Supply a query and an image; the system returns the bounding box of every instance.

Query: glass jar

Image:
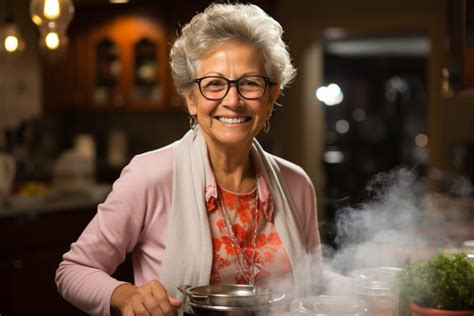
[462,240,474,264]
[350,267,401,316]
[290,295,368,316]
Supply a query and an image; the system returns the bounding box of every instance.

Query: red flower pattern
[207,197,217,212]
[216,218,225,231]
[212,237,222,252]
[256,234,267,248]
[233,223,246,244]
[208,186,290,285]
[267,232,282,246]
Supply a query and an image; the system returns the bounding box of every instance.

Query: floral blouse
[207,185,291,285]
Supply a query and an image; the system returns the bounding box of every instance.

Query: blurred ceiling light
[353,108,366,122]
[44,0,61,19]
[323,150,344,164]
[316,83,344,106]
[1,23,25,53]
[1,1,25,54]
[30,0,74,51]
[45,31,60,50]
[387,76,408,93]
[385,76,408,102]
[4,35,18,52]
[415,133,428,147]
[109,0,129,3]
[335,119,350,134]
[39,31,68,60]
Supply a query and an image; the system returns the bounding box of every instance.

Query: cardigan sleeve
[55,157,155,315]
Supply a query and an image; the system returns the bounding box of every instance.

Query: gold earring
[263,119,270,134]
[189,115,197,130]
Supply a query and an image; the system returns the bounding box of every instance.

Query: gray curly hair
[170,3,296,94]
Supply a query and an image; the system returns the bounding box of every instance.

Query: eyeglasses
[193,75,272,100]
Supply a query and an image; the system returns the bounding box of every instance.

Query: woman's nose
[222,84,242,107]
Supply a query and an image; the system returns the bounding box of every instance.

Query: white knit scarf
[158,127,312,304]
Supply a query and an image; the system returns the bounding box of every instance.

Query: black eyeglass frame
[193,75,274,100]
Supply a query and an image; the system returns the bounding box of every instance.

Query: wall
[0,0,41,131]
[1,0,473,188]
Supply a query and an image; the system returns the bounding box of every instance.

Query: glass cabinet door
[94,38,120,105]
[132,38,161,102]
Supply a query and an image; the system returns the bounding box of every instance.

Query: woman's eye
[205,80,226,88]
[240,80,259,87]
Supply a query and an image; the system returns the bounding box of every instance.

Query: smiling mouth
[215,116,251,124]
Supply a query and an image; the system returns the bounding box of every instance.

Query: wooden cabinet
[41,1,277,112]
[462,0,474,87]
[85,14,170,111]
[0,207,133,315]
[42,5,177,112]
[448,0,474,89]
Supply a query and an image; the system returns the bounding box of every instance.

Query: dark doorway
[320,34,429,247]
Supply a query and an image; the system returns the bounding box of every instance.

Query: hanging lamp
[30,0,74,51]
[0,0,25,54]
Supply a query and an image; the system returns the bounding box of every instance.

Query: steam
[322,167,473,275]
[276,167,473,303]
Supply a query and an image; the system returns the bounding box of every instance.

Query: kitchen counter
[0,183,112,218]
[0,182,132,315]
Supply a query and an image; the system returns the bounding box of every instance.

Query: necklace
[216,187,260,285]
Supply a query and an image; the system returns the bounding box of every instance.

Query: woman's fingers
[147,280,180,315]
[112,280,182,316]
[141,292,164,315]
[168,294,183,308]
[122,300,149,316]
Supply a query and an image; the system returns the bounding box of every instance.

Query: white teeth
[218,117,248,124]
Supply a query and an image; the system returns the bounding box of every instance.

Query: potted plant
[396,252,474,315]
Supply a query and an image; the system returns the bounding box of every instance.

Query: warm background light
[0,23,25,54]
[44,0,61,20]
[316,83,344,106]
[31,15,42,25]
[30,0,75,53]
[4,35,19,52]
[335,119,350,134]
[415,133,429,147]
[45,32,60,50]
[323,150,345,164]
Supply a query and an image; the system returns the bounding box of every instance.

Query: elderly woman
[56,3,330,316]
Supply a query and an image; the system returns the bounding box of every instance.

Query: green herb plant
[396,252,474,312]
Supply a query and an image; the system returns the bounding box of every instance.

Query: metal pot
[178,284,283,315]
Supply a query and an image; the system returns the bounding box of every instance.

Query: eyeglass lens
[198,76,267,100]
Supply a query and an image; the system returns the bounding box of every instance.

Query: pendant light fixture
[30,0,74,51]
[0,0,25,54]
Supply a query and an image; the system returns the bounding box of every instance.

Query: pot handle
[189,294,210,305]
[269,293,286,304]
[177,285,192,296]
[177,285,211,305]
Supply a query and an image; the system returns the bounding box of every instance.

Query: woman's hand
[111,280,182,316]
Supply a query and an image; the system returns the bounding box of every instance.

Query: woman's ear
[184,90,197,116]
[270,84,281,105]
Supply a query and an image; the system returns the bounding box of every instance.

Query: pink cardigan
[55,143,320,315]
